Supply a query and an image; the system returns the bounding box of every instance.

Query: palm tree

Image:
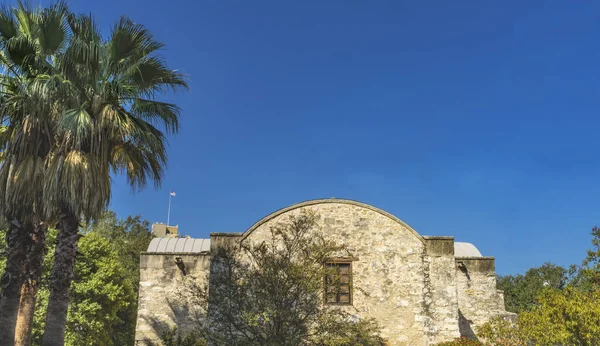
[39,14,187,346]
[0,2,68,345]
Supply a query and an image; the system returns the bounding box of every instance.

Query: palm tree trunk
[0,221,29,346]
[15,221,47,346]
[41,211,80,346]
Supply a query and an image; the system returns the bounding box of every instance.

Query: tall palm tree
[0,2,68,345]
[39,14,187,346]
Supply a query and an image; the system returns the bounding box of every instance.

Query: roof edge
[242,198,424,243]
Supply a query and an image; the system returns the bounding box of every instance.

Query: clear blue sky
[63,0,600,275]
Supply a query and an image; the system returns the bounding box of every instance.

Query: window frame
[324,258,355,306]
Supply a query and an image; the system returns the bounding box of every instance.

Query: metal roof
[146,238,210,253]
[454,242,482,257]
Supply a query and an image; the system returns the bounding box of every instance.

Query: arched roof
[242,198,424,243]
[147,237,210,253]
[454,242,482,257]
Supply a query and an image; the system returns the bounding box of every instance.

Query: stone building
[135,199,512,345]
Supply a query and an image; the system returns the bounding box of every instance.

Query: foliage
[479,227,600,346]
[161,327,206,346]
[65,232,135,345]
[516,286,600,346]
[197,210,386,346]
[476,317,526,346]
[435,337,484,346]
[0,212,151,346]
[496,262,567,313]
[312,315,387,346]
[0,1,188,222]
[81,211,153,345]
[569,226,600,291]
[0,1,185,343]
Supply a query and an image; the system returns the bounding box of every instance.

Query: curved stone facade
[135,199,510,346]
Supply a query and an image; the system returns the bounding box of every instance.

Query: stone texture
[135,253,210,345]
[243,202,459,345]
[455,257,506,338]
[135,199,509,346]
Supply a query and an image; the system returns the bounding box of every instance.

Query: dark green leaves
[109,16,164,65]
[0,6,17,40]
[131,99,180,133]
[37,1,69,55]
[128,56,187,92]
[5,35,37,68]
[58,107,93,147]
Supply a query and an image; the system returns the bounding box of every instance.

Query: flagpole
[167,192,172,226]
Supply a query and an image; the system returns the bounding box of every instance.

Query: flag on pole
[170,191,176,196]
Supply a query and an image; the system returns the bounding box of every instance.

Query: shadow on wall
[458,309,477,340]
[136,279,207,345]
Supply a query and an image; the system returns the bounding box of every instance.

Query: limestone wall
[135,253,210,345]
[242,200,459,346]
[134,199,508,346]
[423,237,461,344]
[455,257,505,338]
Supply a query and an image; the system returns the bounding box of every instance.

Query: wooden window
[325,262,352,305]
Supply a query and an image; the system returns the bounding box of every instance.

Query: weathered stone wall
[423,237,461,344]
[242,200,458,346]
[135,253,210,345]
[135,199,509,346]
[455,257,505,338]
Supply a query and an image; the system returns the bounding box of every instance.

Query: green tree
[0,1,185,343]
[0,2,68,343]
[516,287,600,346]
[496,262,567,313]
[569,226,600,291]
[82,211,153,345]
[40,12,187,345]
[196,211,386,346]
[476,317,527,346]
[65,232,136,345]
[1,212,151,346]
[479,228,600,346]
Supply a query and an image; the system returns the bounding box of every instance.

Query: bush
[477,317,526,346]
[160,327,206,346]
[435,337,484,346]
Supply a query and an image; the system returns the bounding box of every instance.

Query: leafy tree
[0,1,186,343]
[1,212,152,346]
[511,287,600,346]
[496,262,567,313]
[0,2,65,343]
[161,328,206,346]
[435,337,484,346]
[192,211,386,346]
[479,228,600,346]
[82,211,153,345]
[40,11,187,345]
[476,317,526,346]
[569,226,600,291]
[65,232,136,345]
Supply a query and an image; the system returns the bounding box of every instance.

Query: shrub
[435,337,484,346]
[160,327,206,346]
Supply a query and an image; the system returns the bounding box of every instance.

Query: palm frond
[109,16,164,66]
[130,98,180,133]
[13,1,38,39]
[5,35,38,68]
[58,106,93,148]
[66,12,100,44]
[0,5,17,40]
[37,1,69,55]
[126,56,188,93]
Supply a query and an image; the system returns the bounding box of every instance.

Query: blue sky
[59,0,600,274]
